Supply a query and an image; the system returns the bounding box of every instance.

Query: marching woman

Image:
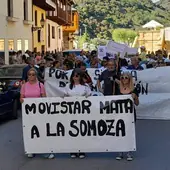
[20,68,55,159]
[116,72,139,161]
[64,68,92,159]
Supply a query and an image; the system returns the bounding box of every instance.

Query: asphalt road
[0,113,170,170]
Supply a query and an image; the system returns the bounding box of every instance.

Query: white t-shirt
[65,83,92,97]
[141,64,146,69]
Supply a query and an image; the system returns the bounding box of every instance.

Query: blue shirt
[22,65,32,81]
[127,65,144,70]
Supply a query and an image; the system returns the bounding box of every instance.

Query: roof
[142,20,164,28]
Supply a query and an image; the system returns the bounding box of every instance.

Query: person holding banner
[64,68,92,159]
[116,72,139,161]
[80,62,93,88]
[100,56,109,72]
[97,60,118,96]
[20,68,55,159]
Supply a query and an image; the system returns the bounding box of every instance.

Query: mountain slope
[75,0,170,39]
[159,0,170,10]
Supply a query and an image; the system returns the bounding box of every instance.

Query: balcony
[63,10,79,32]
[47,8,67,25]
[58,7,66,24]
[46,0,73,25]
[33,0,56,11]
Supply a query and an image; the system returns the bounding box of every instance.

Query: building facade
[63,8,79,50]
[46,0,74,52]
[46,19,63,52]
[0,0,33,64]
[134,30,165,52]
[32,0,56,53]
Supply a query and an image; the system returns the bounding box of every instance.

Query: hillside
[75,0,170,39]
[159,0,170,10]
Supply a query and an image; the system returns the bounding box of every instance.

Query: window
[41,13,44,20]
[17,40,22,51]
[0,39,5,65]
[0,39,4,51]
[8,40,14,50]
[52,26,55,39]
[38,30,41,43]
[7,0,13,17]
[24,0,28,20]
[35,10,37,26]
[59,28,61,39]
[34,48,37,53]
[48,24,51,47]
[24,40,28,51]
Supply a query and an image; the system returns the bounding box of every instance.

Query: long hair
[120,72,134,92]
[69,69,85,90]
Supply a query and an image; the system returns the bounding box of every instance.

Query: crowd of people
[16,46,170,161]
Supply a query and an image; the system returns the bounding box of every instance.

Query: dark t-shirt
[127,65,144,70]
[22,65,32,81]
[117,88,139,122]
[99,69,118,96]
[22,65,42,82]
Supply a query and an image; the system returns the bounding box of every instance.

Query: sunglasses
[28,73,36,77]
[120,76,129,80]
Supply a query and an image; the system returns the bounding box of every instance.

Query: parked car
[62,49,82,57]
[0,64,26,119]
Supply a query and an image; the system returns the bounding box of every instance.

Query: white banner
[127,47,138,55]
[44,68,104,97]
[22,96,136,154]
[106,41,127,59]
[45,67,170,120]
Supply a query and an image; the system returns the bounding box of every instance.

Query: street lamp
[40,17,45,28]
[32,16,45,32]
[83,24,87,34]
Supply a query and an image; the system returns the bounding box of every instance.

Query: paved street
[0,113,170,170]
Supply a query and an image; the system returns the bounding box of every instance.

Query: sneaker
[70,153,77,158]
[79,153,85,159]
[116,153,123,160]
[27,154,34,158]
[127,153,133,161]
[47,154,55,159]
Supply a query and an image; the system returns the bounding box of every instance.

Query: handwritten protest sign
[97,46,107,60]
[45,67,170,120]
[106,41,127,59]
[22,95,136,154]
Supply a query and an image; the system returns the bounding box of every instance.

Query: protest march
[1,1,170,169]
[17,40,170,161]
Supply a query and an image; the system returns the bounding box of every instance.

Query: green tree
[75,0,170,39]
[112,29,137,44]
[78,32,90,48]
